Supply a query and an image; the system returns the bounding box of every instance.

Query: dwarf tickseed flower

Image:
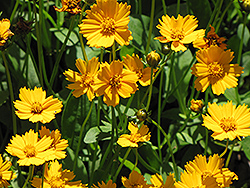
[150,173,175,188]
[54,0,82,14]
[0,18,14,47]
[122,170,150,188]
[92,179,117,188]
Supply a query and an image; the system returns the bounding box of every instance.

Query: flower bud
[190,99,204,113]
[136,109,148,121]
[161,44,171,55]
[146,51,161,68]
[238,0,250,12]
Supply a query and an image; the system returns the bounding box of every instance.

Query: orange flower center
[23,145,36,157]
[220,117,237,132]
[31,102,43,114]
[130,133,142,143]
[201,171,212,181]
[80,74,94,87]
[136,69,143,79]
[109,75,121,88]
[67,0,79,8]
[49,176,65,188]
[171,29,184,41]
[101,17,115,36]
[208,62,224,79]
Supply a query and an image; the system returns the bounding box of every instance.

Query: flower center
[201,171,212,181]
[136,69,143,79]
[31,102,43,114]
[49,176,65,188]
[101,17,115,36]
[171,29,184,41]
[67,0,79,8]
[80,74,94,87]
[220,117,237,132]
[208,62,224,79]
[109,75,121,88]
[23,145,36,157]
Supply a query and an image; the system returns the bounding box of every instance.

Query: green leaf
[241,137,250,161]
[120,45,135,58]
[237,23,250,47]
[224,88,238,104]
[50,27,78,46]
[84,125,112,144]
[0,90,9,106]
[239,51,250,87]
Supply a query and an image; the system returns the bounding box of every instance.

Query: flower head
[190,99,204,113]
[54,0,82,14]
[92,180,116,188]
[122,170,150,188]
[14,87,63,124]
[123,54,154,86]
[31,160,85,188]
[117,122,151,147]
[155,14,205,52]
[0,154,16,188]
[39,126,68,160]
[6,129,54,166]
[0,18,14,47]
[202,101,250,141]
[79,0,133,48]
[191,46,244,95]
[64,57,100,101]
[193,25,227,49]
[93,60,138,107]
[150,173,175,188]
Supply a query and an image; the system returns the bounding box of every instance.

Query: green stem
[225,140,237,168]
[176,0,180,16]
[220,139,229,158]
[79,3,88,62]
[145,0,155,55]
[73,101,94,172]
[204,89,209,156]
[212,0,224,27]
[41,162,46,188]
[205,0,220,31]
[2,51,17,135]
[10,0,20,23]
[35,122,39,132]
[215,1,233,32]
[22,165,34,188]
[112,42,116,61]
[237,13,247,66]
[146,68,154,111]
[162,0,167,15]
[133,148,138,171]
[138,0,142,15]
[113,147,132,182]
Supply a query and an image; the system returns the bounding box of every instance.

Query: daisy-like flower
[54,0,82,14]
[175,171,219,188]
[6,129,54,166]
[154,14,205,52]
[39,126,68,160]
[0,154,16,188]
[184,154,238,187]
[122,170,150,188]
[92,179,116,188]
[31,160,86,188]
[13,86,63,124]
[117,122,151,147]
[191,46,244,95]
[64,57,100,101]
[93,60,138,107]
[202,101,250,141]
[79,0,133,48]
[193,25,227,50]
[0,18,14,46]
[150,173,175,188]
[123,54,154,86]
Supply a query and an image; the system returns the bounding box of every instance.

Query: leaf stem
[145,0,155,55]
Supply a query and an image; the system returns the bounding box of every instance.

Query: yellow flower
[190,99,204,113]
[39,126,68,160]
[150,173,175,188]
[14,86,63,124]
[122,170,150,188]
[184,154,238,187]
[31,160,85,188]
[191,46,244,95]
[117,122,151,147]
[202,101,250,141]
[174,171,219,188]
[0,154,16,188]
[64,57,100,101]
[92,180,116,188]
[93,60,138,107]
[79,0,133,48]
[193,25,227,49]
[123,54,153,86]
[6,129,54,166]
[0,18,14,46]
[155,14,205,52]
[54,0,82,14]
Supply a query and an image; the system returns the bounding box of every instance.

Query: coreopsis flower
[184,154,238,187]
[123,54,154,86]
[92,180,116,188]
[0,18,14,46]
[150,173,175,188]
[31,160,85,188]
[117,122,151,147]
[122,170,150,188]
[202,101,250,141]
[6,129,54,166]
[0,154,16,188]
[13,86,63,124]
[154,14,205,52]
[190,99,204,113]
[193,25,227,50]
[79,0,133,48]
[54,0,82,14]
[175,171,219,188]
[191,46,244,95]
[39,126,68,160]
[64,57,100,101]
[93,60,138,107]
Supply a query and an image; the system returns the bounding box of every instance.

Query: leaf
[241,137,250,161]
[120,45,135,58]
[50,27,79,46]
[237,23,250,47]
[84,125,112,144]
[239,51,250,87]
[0,90,9,106]
[224,88,238,104]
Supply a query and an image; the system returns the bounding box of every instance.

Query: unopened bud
[162,44,171,55]
[190,99,204,113]
[136,109,148,121]
[146,51,161,68]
